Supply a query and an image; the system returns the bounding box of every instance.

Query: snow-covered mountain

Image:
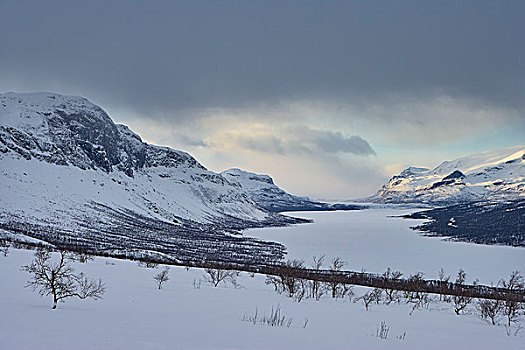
[0,92,300,264]
[370,146,524,204]
[221,168,363,212]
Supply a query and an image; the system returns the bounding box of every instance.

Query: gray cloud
[209,126,375,156]
[235,135,284,155]
[293,127,376,155]
[1,0,522,198]
[1,0,524,119]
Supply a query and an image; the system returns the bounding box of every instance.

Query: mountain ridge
[369,146,524,205]
[221,168,364,212]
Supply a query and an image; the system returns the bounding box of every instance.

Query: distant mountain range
[369,146,524,205]
[221,168,363,212]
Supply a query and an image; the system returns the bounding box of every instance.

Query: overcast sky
[1,0,524,199]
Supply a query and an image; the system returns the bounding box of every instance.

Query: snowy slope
[0,92,300,264]
[221,168,363,212]
[369,146,524,204]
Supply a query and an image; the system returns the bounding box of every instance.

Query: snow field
[1,246,523,350]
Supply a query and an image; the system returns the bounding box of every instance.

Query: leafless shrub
[437,268,451,302]
[478,298,503,325]
[72,252,94,263]
[325,257,351,299]
[242,305,293,327]
[308,255,326,300]
[500,271,524,327]
[403,272,426,303]
[371,288,383,304]
[204,268,240,288]
[453,269,472,315]
[193,278,202,289]
[376,321,390,339]
[409,293,432,315]
[358,290,379,311]
[266,259,306,301]
[382,267,403,304]
[303,317,309,328]
[137,261,158,268]
[21,249,105,309]
[153,267,170,289]
[505,323,522,337]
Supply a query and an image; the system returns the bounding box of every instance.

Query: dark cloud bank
[1,0,524,118]
[226,127,376,156]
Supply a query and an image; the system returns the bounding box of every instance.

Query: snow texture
[369,146,524,204]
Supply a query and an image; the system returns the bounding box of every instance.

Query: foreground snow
[1,210,523,349]
[1,252,523,349]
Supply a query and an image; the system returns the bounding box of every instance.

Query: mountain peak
[0,92,204,177]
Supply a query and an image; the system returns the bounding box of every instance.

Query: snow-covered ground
[1,209,524,349]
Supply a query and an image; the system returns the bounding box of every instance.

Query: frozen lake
[246,208,525,285]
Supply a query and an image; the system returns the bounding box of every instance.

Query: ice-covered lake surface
[246,208,525,285]
[1,208,524,349]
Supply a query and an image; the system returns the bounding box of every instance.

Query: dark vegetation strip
[404,200,525,247]
[6,240,524,303]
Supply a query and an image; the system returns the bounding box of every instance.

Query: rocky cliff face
[0,92,203,176]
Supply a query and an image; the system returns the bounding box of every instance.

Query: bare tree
[204,268,240,288]
[500,270,525,327]
[371,288,383,304]
[21,249,105,309]
[308,255,325,300]
[266,259,306,301]
[382,267,403,304]
[453,269,472,315]
[153,267,170,289]
[358,290,375,310]
[409,293,432,315]
[438,268,451,302]
[478,298,502,325]
[326,257,348,299]
[403,272,426,303]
